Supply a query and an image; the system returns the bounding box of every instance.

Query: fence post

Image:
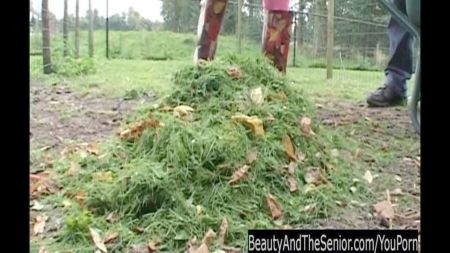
[106,0,109,59]
[237,0,243,53]
[326,0,335,80]
[297,0,302,55]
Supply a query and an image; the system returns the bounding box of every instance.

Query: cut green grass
[31,55,373,252]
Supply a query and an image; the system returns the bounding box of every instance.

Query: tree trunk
[75,0,80,58]
[312,0,326,56]
[63,0,69,56]
[88,0,94,57]
[42,0,52,74]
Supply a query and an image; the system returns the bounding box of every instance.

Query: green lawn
[30,31,420,253]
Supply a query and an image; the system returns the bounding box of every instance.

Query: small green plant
[53,57,97,77]
[63,208,92,242]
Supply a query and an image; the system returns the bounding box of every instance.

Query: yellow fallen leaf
[218,217,229,246]
[390,188,403,196]
[173,105,194,118]
[228,165,250,185]
[38,246,48,253]
[231,114,264,137]
[85,143,100,155]
[250,87,263,105]
[246,148,258,164]
[299,117,315,138]
[303,203,317,213]
[282,135,296,161]
[304,184,316,194]
[266,194,282,220]
[89,227,107,253]
[363,170,373,184]
[93,171,113,182]
[65,162,78,176]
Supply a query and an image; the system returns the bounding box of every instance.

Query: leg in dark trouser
[367,0,414,107]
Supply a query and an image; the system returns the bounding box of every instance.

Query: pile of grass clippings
[52,55,363,253]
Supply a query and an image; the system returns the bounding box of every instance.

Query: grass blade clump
[61,54,363,252]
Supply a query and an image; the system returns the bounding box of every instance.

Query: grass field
[30,31,420,253]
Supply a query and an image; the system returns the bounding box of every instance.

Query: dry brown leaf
[246,148,258,164]
[391,188,404,196]
[226,66,242,79]
[304,167,324,185]
[250,87,263,105]
[287,177,298,192]
[221,246,241,253]
[304,184,316,194]
[30,175,59,199]
[296,152,305,163]
[415,156,420,167]
[299,117,315,138]
[373,200,395,219]
[119,115,162,140]
[93,171,113,182]
[266,194,282,220]
[127,243,150,253]
[196,205,203,214]
[228,165,250,185]
[202,228,216,246]
[282,135,296,161]
[267,92,288,101]
[104,232,119,244]
[265,113,275,123]
[65,191,86,205]
[65,162,78,176]
[74,192,86,204]
[89,227,107,253]
[38,246,48,253]
[287,162,297,175]
[303,204,317,213]
[218,217,229,246]
[231,114,264,137]
[33,214,47,235]
[132,227,145,234]
[363,170,373,184]
[330,149,339,157]
[106,212,119,223]
[148,240,160,253]
[159,104,172,112]
[173,105,194,118]
[85,143,100,155]
[189,243,209,253]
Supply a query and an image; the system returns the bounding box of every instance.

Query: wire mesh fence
[30,0,419,85]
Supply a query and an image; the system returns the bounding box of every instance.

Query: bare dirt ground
[303,100,420,230]
[30,83,420,231]
[30,81,157,151]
